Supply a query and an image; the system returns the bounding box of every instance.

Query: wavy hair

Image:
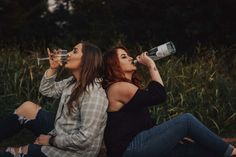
[67,41,103,114]
[102,46,141,90]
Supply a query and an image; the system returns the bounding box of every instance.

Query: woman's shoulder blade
[107,82,139,111]
[108,82,137,93]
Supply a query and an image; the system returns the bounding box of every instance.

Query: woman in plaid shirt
[0,42,108,157]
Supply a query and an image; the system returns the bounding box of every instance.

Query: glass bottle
[133,41,176,64]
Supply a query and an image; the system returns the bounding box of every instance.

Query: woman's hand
[34,134,51,146]
[47,48,62,70]
[136,52,164,85]
[136,52,155,69]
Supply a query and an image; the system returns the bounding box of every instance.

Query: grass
[139,45,236,136]
[0,45,235,148]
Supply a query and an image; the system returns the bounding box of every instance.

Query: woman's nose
[68,51,72,56]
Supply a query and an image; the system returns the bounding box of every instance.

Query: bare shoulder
[107,82,138,112]
[107,82,138,96]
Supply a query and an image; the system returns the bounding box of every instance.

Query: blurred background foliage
[0,0,235,145]
[0,0,236,53]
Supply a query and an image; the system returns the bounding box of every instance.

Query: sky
[48,0,72,12]
[48,0,57,12]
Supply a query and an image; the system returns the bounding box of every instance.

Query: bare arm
[107,82,138,112]
[107,81,166,112]
[136,52,164,86]
[46,68,57,78]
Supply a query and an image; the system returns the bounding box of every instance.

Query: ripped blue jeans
[0,109,55,157]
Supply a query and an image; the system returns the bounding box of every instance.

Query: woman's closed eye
[73,48,78,54]
[121,54,128,59]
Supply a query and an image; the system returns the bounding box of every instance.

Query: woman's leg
[24,144,47,157]
[0,144,47,157]
[165,142,220,157]
[0,101,41,141]
[0,101,55,157]
[0,151,12,157]
[23,107,55,137]
[123,113,234,157]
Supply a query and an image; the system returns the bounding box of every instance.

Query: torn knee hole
[13,111,31,125]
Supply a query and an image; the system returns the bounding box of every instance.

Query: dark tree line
[0,0,236,53]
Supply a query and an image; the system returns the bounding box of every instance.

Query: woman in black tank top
[102,45,235,157]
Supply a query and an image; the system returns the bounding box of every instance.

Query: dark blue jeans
[0,109,55,157]
[123,113,234,157]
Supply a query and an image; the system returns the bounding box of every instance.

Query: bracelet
[49,135,56,146]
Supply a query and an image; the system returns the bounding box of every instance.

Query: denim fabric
[0,109,54,157]
[25,109,55,137]
[123,113,233,157]
[165,143,220,157]
[0,113,22,141]
[27,144,47,157]
[0,144,47,157]
[0,151,13,157]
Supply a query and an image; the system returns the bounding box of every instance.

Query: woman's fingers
[47,48,55,61]
[141,52,145,58]
[136,51,154,67]
[34,138,39,144]
[136,55,140,62]
[137,52,148,62]
[47,48,50,56]
[141,51,148,58]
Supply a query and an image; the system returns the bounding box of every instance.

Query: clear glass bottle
[133,41,176,64]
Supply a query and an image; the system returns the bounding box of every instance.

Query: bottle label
[139,41,176,62]
[156,44,171,59]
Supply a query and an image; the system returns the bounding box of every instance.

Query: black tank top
[104,81,166,157]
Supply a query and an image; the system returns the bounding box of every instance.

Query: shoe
[5,147,25,157]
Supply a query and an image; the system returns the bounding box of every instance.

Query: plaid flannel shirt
[39,71,108,157]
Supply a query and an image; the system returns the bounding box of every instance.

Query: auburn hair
[102,46,141,90]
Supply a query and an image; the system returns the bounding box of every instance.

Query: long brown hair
[102,46,141,90]
[67,41,103,114]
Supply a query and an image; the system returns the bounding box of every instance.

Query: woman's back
[104,93,155,157]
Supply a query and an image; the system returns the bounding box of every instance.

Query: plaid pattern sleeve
[41,79,108,157]
[52,82,108,151]
[39,70,73,99]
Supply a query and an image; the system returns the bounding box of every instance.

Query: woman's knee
[27,144,46,157]
[15,101,41,120]
[181,113,198,124]
[183,113,194,118]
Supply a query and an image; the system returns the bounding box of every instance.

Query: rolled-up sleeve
[52,85,108,150]
[39,70,73,98]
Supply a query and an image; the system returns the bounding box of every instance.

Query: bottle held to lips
[133,41,176,64]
